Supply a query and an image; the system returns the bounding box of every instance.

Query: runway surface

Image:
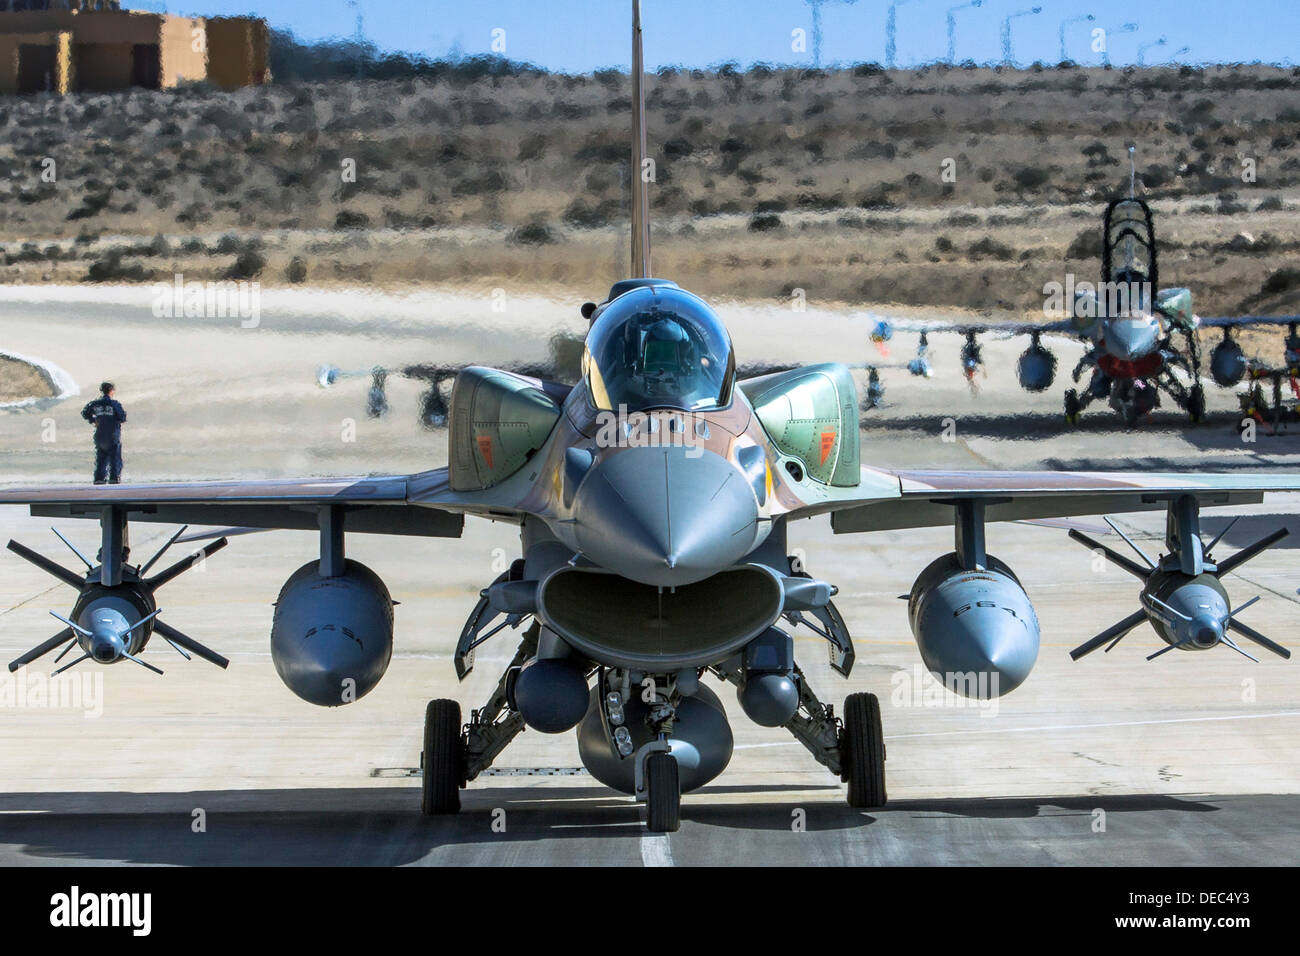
[3,789,1297,866]
[1,286,1298,866]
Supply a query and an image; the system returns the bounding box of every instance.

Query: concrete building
[0,3,268,94]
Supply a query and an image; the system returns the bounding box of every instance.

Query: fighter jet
[315,331,587,428]
[881,153,1300,426]
[2,4,1298,833]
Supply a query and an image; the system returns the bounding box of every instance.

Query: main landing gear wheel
[1064,388,1081,425]
[645,751,681,833]
[1188,383,1206,424]
[841,692,886,809]
[422,699,465,816]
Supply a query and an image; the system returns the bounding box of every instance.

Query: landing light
[606,691,625,726]
[613,726,635,757]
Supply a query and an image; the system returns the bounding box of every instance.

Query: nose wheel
[421,698,466,815]
[840,692,887,809]
[644,751,680,833]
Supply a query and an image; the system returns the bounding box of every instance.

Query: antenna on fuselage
[630,0,651,279]
[1128,144,1137,200]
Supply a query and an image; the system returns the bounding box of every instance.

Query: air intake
[538,565,783,671]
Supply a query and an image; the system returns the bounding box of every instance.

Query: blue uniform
[81,396,126,483]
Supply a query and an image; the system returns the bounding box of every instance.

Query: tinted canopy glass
[583,286,735,413]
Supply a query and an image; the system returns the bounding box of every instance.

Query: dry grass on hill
[0,61,1298,319]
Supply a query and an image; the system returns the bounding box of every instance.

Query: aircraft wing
[793,468,1300,532]
[0,470,466,537]
[1197,314,1300,329]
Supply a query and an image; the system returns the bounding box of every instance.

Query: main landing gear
[421,699,464,814]
[840,692,887,808]
[422,632,887,823]
[771,664,887,810]
[421,628,535,817]
[1064,388,1082,425]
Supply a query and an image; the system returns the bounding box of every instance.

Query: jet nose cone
[572,446,760,586]
[1106,318,1158,361]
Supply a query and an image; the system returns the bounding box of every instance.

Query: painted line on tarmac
[734,710,1300,749]
[640,833,674,867]
[887,710,1300,739]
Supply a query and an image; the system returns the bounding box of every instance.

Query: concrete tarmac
[1,286,1298,866]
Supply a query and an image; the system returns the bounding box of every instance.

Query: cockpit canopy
[583,286,735,413]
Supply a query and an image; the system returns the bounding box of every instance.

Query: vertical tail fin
[630,0,651,278]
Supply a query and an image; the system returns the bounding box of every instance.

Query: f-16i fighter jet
[885,153,1300,427]
[3,5,1300,833]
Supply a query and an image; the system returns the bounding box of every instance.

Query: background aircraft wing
[862,318,1078,339]
[0,470,466,537]
[929,319,1078,336]
[1197,314,1300,329]
[793,468,1300,532]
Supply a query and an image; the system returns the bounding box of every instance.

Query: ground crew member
[81,381,126,484]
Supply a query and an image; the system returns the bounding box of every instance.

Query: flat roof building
[0,3,268,94]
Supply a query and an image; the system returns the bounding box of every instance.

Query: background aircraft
[315,330,863,428]
[877,163,1300,427]
[2,3,1298,835]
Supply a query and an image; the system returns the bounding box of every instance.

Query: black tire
[1188,383,1206,424]
[645,752,680,833]
[421,699,464,815]
[841,692,886,809]
[1064,388,1080,425]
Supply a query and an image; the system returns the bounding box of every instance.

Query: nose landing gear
[633,690,682,833]
[643,751,680,833]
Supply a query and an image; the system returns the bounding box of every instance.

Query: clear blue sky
[167,0,1296,71]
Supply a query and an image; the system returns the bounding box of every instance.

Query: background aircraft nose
[573,445,760,587]
[1105,318,1159,360]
